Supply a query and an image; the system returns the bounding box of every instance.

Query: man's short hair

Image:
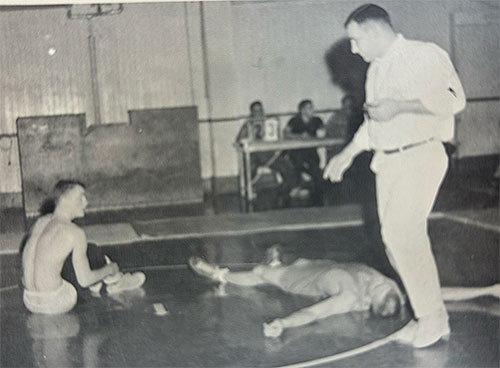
[341,94,356,106]
[372,290,401,318]
[298,99,312,111]
[344,3,392,28]
[249,100,262,112]
[53,180,85,203]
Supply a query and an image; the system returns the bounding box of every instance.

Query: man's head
[53,180,88,219]
[298,99,314,120]
[370,283,402,318]
[344,4,394,62]
[341,95,356,111]
[249,101,264,119]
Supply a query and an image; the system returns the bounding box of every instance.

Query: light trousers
[372,141,448,318]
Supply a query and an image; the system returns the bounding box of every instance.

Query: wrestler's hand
[364,99,400,122]
[263,319,284,338]
[323,151,353,183]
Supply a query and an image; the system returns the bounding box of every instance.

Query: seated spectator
[326,95,357,140]
[236,101,298,203]
[284,99,326,205]
[325,95,364,160]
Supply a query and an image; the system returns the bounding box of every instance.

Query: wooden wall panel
[17,107,202,217]
[17,114,85,216]
[0,8,92,133]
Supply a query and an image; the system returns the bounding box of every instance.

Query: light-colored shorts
[23,280,77,314]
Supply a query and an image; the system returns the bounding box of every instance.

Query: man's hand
[323,151,354,183]
[364,99,401,122]
[263,319,284,338]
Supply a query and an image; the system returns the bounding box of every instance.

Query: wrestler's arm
[70,228,118,287]
[263,291,361,337]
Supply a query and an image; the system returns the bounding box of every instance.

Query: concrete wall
[0,0,498,205]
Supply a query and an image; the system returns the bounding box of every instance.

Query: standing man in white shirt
[323,4,466,348]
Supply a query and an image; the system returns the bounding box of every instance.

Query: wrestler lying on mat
[188,247,499,340]
[22,180,145,314]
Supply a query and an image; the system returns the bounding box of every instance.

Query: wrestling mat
[1,266,413,368]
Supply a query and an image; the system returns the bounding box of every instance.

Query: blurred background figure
[236,101,297,205]
[284,100,326,205]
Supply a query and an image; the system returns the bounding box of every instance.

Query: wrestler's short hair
[371,289,401,318]
[298,99,312,111]
[53,180,86,203]
[344,4,392,28]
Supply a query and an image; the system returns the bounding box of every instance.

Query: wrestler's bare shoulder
[30,216,86,254]
[30,214,53,235]
[46,218,85,242]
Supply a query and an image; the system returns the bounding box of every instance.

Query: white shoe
[298,188,310,198]
[275,172,283,184]
[301,172,312,182]
[289,187,302,198]
[265,245,282,268]
[413,311,450,348]
[89,282,103,296]
[107,272,146,295]
[103,255,122,284]
[394,320,418,345]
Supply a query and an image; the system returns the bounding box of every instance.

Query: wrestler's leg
[188,256,290,287]
[442,284,500,301]
[62,243,144,294]
[188,256,264,285]
[225,271,267,286]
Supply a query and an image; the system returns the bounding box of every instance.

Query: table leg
[244,150,254,213]
[237,150,247,212]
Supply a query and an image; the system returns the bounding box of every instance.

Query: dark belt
[383,138,435,154]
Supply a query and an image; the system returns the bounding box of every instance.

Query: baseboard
[0,192,22,210]
[450,154,499,177]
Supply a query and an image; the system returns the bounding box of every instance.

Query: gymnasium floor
[0,170,498,367]
[1,208,499,367]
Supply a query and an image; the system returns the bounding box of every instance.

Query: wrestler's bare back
[22,215,82,293]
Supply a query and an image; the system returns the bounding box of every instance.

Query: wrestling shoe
[412,310,450,348]
[103,255,122,285]
[188,256,229,283]
[89,282,103,296]
[265,244,282,268]
[106,272,146,295]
